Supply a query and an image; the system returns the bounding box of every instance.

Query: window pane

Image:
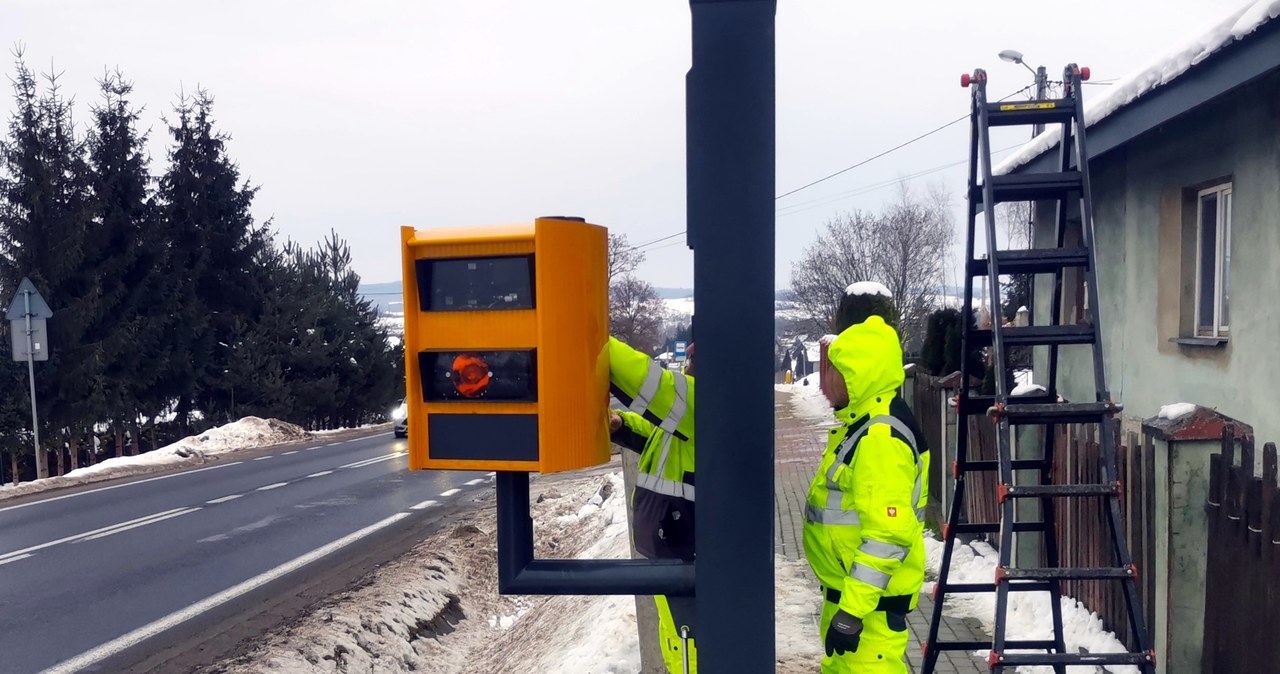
[1221,191,1231,328]
[1198,193,1218,331]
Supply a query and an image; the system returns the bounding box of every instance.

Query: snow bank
[995,0,1280,175]
[1158,402,1198,421]
[924,537,1139,674]
[776,373,837,428]
[0,417,308,501]
[214,467,638,674]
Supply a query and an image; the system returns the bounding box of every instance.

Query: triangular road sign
[6,277,53,320]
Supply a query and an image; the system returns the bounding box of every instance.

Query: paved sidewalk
[775,388,989,674]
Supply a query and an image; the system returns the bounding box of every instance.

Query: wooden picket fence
[1201,431,1280,674]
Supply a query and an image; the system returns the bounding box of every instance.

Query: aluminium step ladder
[921,64,1156,673]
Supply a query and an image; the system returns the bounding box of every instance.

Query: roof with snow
[997,0,1280,176]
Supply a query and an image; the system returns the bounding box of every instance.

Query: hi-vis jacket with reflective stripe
[608,337,696,561]
[802,316,930,619]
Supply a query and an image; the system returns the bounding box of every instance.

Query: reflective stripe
[806,503,861,526]
[655,433,674,478]
[659,372,689,434]
[822,414,926,523]
[912,452,926,522]
[636,472,696,502]
[629,363,664,415]
[851,563,891,589]
[859,538,909,562]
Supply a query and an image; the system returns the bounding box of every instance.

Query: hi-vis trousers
[656,595,697,673]
[818,590,910,673]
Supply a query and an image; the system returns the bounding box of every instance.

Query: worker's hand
[824,609,863,658]
[609,411,622,432]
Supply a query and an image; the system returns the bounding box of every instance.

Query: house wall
[1033,71,1280,442]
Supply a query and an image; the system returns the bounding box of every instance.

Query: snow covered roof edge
[993,0,1280,176]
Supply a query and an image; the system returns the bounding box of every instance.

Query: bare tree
[789,182,955,348]
[608,232,646,283]
[999,201,1033,249]
[609,274,669,352]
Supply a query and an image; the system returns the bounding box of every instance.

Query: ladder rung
[984,100,1075,127]
[941,581,1053,594]
[957,394,1056,415]
[971,324,1096,348]
[1000,566,1136,581]
[994,652,1155,667]
[1004,484,1118,499]
[960,459,1046,472]
[967,247,1091,276]
[972,171,1083,204]
[1000,401,1121,425]
[951,521,1048,534]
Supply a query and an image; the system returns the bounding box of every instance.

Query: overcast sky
[3,0,1237,290]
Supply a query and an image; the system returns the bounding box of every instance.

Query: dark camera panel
[416,256,535,312]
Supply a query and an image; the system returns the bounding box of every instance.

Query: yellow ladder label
[999,102,1058,111]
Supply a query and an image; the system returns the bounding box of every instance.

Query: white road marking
[338,452,405,470]
[464,479,485,486]
[256,482,288,491]
[0,507,195,562]
[253,456,272,461]
[283,450,299,456]
[410,500,439,510]
[40,513,412,674]
[0,553,33,566]
[325,442,341,447]
[205,494,243,505]
[440,489,460,497]
[80,508,201,542]
[0,462,242,514]
[305,471,333,479]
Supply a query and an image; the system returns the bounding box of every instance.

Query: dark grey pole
[23,288,40,464]
[687,1,776,671]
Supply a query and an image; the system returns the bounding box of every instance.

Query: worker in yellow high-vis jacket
[608,336,698,673]
[803,282,929,673]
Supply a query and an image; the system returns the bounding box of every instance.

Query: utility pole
[687,1,776,671]
[1032,65,1049,137]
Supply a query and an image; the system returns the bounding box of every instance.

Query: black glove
[824,609,863,657]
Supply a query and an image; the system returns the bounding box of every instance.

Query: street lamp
[998,48,1050,134]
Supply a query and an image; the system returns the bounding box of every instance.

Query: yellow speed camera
[399,217,609,473]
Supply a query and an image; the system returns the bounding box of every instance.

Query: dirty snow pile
[923,537,1138,674]
[0,417,309,501]
[996,0,1280,175]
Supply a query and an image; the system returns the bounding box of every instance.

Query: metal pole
[23,289,40,470]
[687,1,776,671]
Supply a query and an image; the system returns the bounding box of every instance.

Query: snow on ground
[312,423,391,436]
[663,295,695,319]
[923,537,1139,674]
[995,0,1280,175]
[212,462,829,673]
[0,417,310,501]
[775,373,838,429]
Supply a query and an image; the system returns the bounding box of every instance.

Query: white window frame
[1194,183,1232,338]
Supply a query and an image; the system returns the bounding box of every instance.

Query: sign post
[7,278,52,469]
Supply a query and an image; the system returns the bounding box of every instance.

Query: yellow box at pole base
[399,217,610,473]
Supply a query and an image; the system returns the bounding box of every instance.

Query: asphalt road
[0,430,489,674]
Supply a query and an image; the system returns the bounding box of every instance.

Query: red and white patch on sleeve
[886,506,898,517]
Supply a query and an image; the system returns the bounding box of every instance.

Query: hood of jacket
[826,316,905,423]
